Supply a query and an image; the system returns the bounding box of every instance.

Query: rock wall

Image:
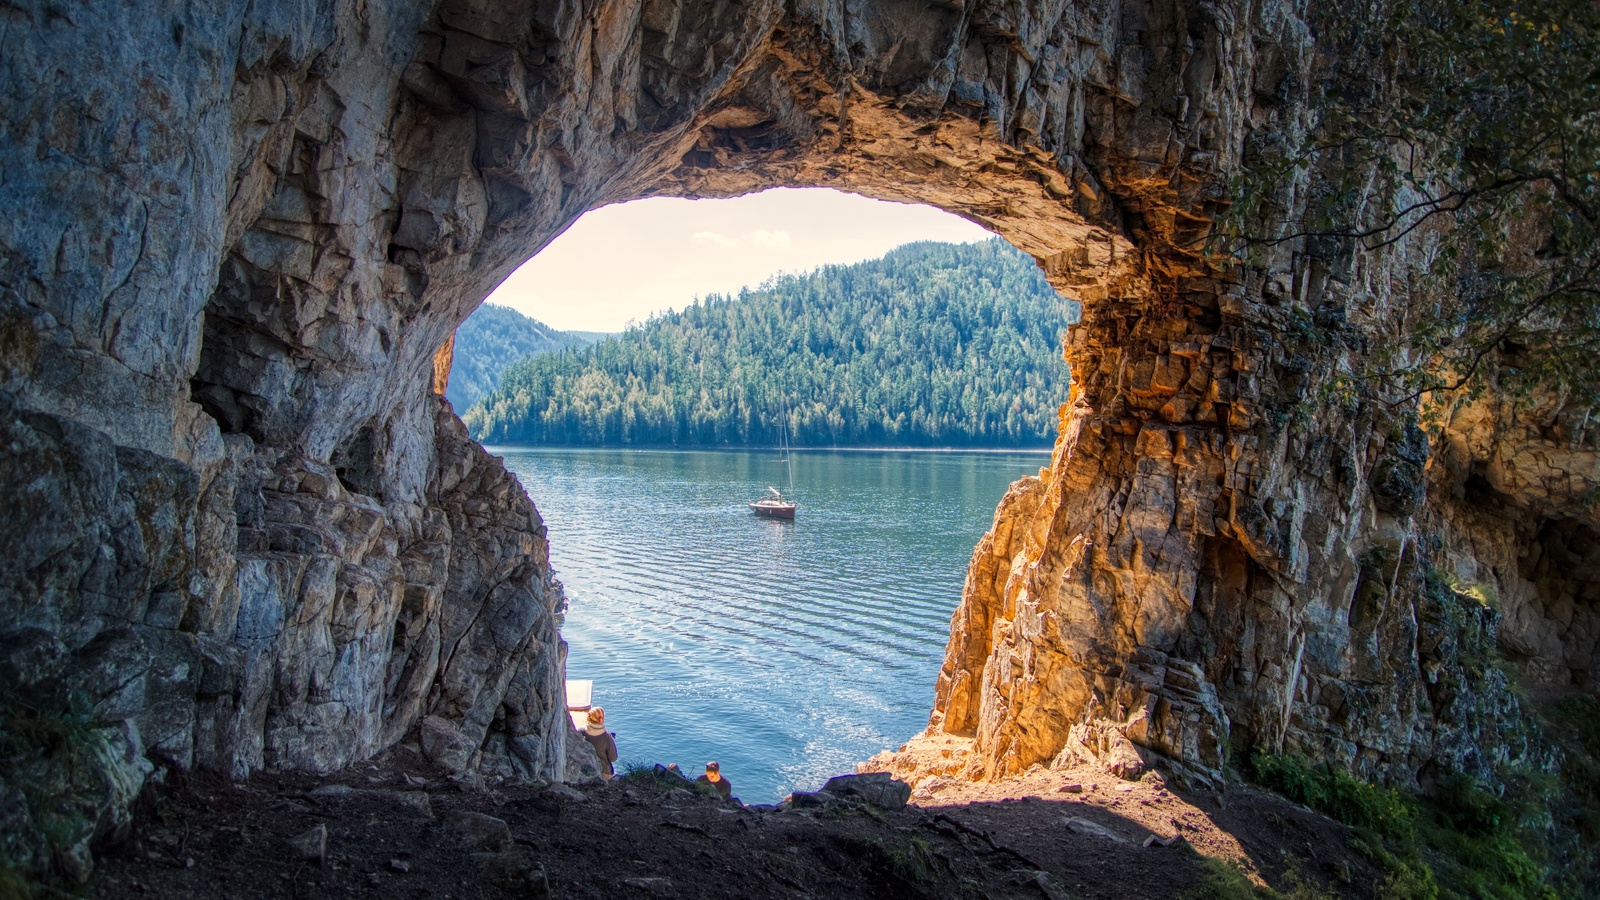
[1,0,1594,882]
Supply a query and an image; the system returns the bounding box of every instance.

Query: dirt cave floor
[90,748,1385,899]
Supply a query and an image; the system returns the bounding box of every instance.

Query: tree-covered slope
[464,240,1078,447]
[445,303,601,412]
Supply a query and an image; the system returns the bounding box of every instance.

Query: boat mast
[782,402,794,496]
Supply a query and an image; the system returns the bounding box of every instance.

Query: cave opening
[167,10,1161,799]
[437,186,1093,801]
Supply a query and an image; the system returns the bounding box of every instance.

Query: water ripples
[496,447,1049,802]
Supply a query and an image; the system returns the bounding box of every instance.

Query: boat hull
[748,501,797,519]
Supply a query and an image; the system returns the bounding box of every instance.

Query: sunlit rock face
[0,0,1595,881]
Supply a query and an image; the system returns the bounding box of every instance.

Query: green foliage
[614,761,727,799]
[445,304,600,413]
[1187,858,1268,900]
[1185,858,1335,900]
[1442,573,1500,610]
[883,835,934,884]
[1247,754,1415,844]
[1224,0,1600,408]
[616,761,683,787]
[464,240,1078,448]
[1419,569,1499,678]
[1245,752,1556,898]
[1378,864,1442,900]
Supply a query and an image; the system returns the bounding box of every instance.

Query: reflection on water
[495,447,1049,802]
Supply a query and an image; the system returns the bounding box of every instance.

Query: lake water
[493,447,1051,803]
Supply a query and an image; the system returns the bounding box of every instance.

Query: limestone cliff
[0,0,1593,885]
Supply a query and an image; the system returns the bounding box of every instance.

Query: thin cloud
[692,231,740,247]
[747,228,792,249]
[692,228,793,249]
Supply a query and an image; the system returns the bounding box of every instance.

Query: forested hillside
[464,240,1077,447]
[445,304,601,411]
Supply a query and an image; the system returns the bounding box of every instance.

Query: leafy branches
[1223,0,1600,409]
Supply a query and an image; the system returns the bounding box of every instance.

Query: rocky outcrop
[1,0,1593,884]
[788,773,913,810]
[933,471,1050,738]
[222,397,568,782]
[0,384,569,871]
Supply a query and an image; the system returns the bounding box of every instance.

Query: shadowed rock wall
[1,0,1594,882]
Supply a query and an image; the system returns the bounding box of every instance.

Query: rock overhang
[0,0,1596,887]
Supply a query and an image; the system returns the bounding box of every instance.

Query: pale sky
[484,187,995,332]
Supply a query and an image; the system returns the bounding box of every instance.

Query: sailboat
[749,410,798,519]
[748,485,796,519]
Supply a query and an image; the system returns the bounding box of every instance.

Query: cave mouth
[165,11,1154,797]
[442,188,1081,802]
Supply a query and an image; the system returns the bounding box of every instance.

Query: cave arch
[167,0,1265,786]
[4,6,1593,862]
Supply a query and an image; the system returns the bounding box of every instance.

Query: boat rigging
[749,409,798,519]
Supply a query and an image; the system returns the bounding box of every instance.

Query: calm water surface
[493,447,1050,803]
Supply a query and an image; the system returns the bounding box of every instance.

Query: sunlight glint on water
[495,448,1049,803]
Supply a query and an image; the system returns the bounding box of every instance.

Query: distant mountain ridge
[464,239,1078,448]
[445,304,602,412]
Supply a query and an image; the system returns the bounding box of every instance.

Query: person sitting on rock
[583,707,618,779]
[695,761,732,800]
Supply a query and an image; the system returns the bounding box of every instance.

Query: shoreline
[483,444,1056,455]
